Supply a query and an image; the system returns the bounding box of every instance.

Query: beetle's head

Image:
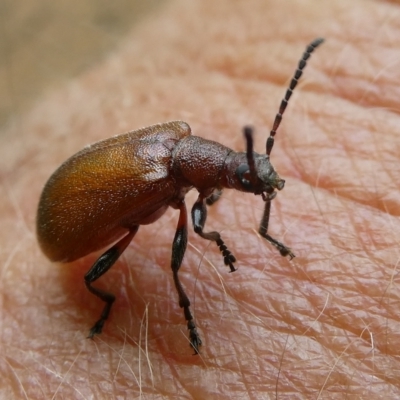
[234,126,285,201]
[229,38,325,202]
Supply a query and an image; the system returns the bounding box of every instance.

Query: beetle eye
[236,164,252,190]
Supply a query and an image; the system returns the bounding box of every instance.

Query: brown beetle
[37,38,324,354]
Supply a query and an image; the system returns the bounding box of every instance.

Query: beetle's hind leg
[191,194,236,272]
[171,200,202,354]
[84,227,139,338]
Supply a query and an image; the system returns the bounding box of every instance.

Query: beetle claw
[87,319,105,338]
[187,320,202,354]
[217,239,237,272]
[279,246,295,260]
[227,260,237,273]
[189,329,202,355]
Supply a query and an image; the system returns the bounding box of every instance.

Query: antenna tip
[311,38,325,47]
[243,125,253,138]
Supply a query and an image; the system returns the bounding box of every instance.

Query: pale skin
[1,0,400,398]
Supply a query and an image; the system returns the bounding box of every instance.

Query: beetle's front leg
[259,200,295,259]
[191,194,236,272]
[171,200,202,354]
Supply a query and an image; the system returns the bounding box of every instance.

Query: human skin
[1,0,400,398]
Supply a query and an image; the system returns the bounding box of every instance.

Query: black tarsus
[192,195,236,273]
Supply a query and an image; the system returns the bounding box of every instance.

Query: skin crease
[1,0,400,398]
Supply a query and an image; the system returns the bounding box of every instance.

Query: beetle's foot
[278,245,295,260]
[188,321,202,355]
[264,235,295,260]
[225,254,237,273]
[216,238,237,272]
[87,319,105,338]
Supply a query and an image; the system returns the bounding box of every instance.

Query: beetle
[37,38,324,354]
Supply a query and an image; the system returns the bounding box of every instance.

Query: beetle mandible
[37,38,324,354]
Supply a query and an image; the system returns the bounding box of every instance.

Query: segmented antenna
[266,38,324,156]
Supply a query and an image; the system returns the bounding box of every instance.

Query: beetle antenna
[266,38,324,156]
[243,126,257,184]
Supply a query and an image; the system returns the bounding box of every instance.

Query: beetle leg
[84,227,139,338]
[206,189,223,206]
[192,195,237,272]
[171,200,202,354]
[259,200,295,259]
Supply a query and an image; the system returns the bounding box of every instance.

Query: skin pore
[1,0,399,398]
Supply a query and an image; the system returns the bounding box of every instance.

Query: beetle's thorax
[172,135,231,192]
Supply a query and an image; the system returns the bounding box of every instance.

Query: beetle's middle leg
[171,199,202,354]
[192,194,236,272]
[84,226,139,338]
